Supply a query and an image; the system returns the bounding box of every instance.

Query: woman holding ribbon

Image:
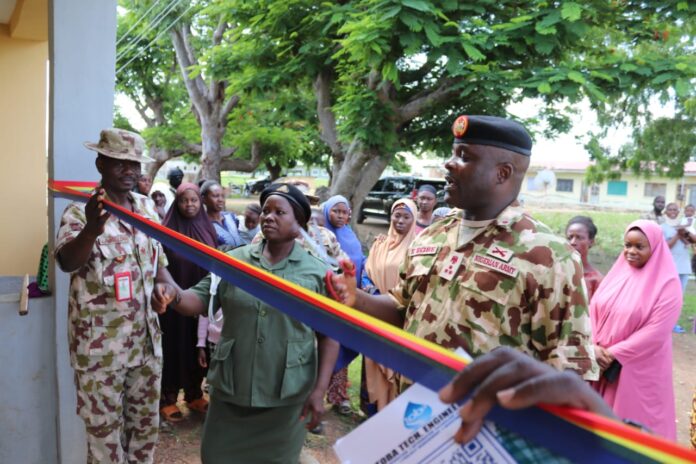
[361,198,418,415]
[152,183,339,463]
[159,182,218,421]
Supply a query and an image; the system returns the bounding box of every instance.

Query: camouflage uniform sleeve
[387,252,416,313]
[530,248,599,381]
[54,202,86,272]
[322,228,350,262]
[156,241,168,270]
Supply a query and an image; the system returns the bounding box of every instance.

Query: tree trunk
[330,144,393,230]
[266,161,282,180]
[198,122,224,182]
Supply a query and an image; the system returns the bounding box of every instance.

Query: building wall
[521,171,586,204]
[0,25,48,275]
[523,169,695,211]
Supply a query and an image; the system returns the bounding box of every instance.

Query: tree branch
[221,94,240,121]
[213,16,228,46]
[219,141,261,172]
[314,71,343,159]
[134,100,156,127]
[396,78,462,125]
[171,25,209,115]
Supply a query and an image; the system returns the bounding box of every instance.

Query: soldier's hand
[151,283,176,314]
[438,347,614,444]
[84,189,110,236]
[326,259,357,306]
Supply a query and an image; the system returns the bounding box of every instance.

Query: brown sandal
[160,404,184,422]
[187,398,209,413]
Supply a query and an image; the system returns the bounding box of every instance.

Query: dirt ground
[153,200,696,461]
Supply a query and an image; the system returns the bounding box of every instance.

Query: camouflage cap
[83,128,154,163]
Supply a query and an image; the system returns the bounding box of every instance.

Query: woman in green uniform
[152,183,339,464]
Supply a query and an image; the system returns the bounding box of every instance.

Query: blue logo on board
[403,402,432,430]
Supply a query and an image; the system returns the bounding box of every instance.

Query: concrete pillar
[48,1,117,462]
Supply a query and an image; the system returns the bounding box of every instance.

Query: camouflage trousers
[74,354,162,464]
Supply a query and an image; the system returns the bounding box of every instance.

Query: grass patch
[347,356,362,412]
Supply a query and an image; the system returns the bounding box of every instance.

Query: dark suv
[357,176,446,223]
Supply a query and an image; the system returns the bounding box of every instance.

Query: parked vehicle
[244,177,273,196]
[357,176,446,223]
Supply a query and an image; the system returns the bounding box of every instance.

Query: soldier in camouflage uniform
[342,115,598,379]
[334,115,598,461]
[55,129,178,463]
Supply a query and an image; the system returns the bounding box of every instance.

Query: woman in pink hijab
[591,219,682,440]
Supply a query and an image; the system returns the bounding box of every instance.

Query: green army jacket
[191,241,330,407]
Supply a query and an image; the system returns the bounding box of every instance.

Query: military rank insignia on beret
[451,115,533,157]
[452,115,469,138]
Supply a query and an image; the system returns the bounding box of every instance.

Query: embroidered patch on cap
[452,115,469,138]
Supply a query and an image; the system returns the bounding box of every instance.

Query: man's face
[443,144,495,210]
[653,196,665,212]
[417,191,437,213]
[98,156,141,193]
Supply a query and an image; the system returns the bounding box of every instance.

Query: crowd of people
[54,119,696,463]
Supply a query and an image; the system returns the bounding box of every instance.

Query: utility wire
[116,0,162,46]
[116,0,183,62]
[116,1,196,75]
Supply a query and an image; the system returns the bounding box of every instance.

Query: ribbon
[50,180,696,463]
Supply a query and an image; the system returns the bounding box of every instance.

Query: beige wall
[0,25,47,275]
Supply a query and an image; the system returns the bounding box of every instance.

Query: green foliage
[116,0,200,148]
[118,0,696,188]
[219,0,696,162]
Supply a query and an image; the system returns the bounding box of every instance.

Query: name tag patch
[473,254,519,278]
[114,271,133,302]
[409,245,439,257]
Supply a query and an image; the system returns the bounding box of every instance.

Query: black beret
[260,183,311,224]
[167,167,184,178]
[452,115,532,156]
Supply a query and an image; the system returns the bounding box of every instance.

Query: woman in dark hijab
[160,182,218,421]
